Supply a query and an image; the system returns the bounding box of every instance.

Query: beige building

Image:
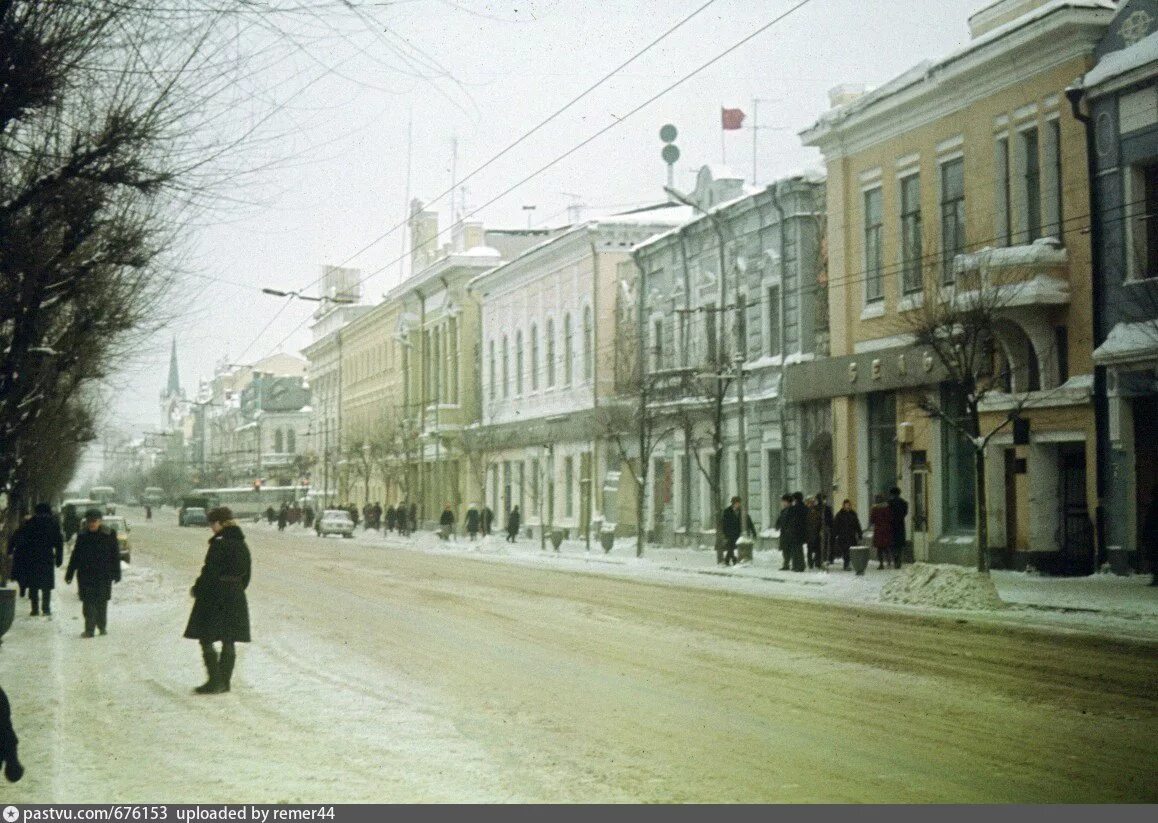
[794,0,1111,568]
[390,202,554,525]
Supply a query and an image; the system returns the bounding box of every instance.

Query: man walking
[780,492,808,572]
[465,504,480,540]
[64,509,121,637]
[718,497,756,566]
[9,503,63,616]
[888,486,909,569]
[505,505,521,543]
[481,505,494,538]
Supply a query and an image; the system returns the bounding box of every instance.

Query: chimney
[408,199,439,273]
[828,83,867,109]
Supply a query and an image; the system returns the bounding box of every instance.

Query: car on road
[317,509,355,538]
[180,507,209,527]
[101,515,132,563]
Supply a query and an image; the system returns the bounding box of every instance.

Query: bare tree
[896,243,1066,572]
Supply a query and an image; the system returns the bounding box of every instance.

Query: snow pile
[879,563,1005,611]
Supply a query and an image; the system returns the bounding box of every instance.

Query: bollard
[1106,545,1132,577]
[850,545,870,576]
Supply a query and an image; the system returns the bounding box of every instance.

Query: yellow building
[337,299,406,506]
[793,0,1112,569]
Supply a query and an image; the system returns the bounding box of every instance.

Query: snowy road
[3,515,1156,802]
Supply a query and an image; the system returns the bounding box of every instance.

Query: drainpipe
[1066,83,1107,563]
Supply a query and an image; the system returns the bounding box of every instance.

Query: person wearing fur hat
[184,506,251,695]
[8,503,63,616]
[64,508,121,637]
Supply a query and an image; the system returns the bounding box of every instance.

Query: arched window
[515,330,524,395]
[274,429,284,453]
[530,324,539,391]
[287,428,296,454]
[546,318,556,387]
[502,335,510,399]
[563,313,573,386]
[582,305,593,382]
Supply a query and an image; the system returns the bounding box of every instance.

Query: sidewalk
[303,523,1157,642]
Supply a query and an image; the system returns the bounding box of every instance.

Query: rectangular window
[1044,119,1063,241]
[530,325,539,391]
[867,391,897,502]
[547,319,557,386]
[995,136,1012,247]
[1129,162,1158,280]
[487,340,495,401]
[864,187,884,302]
[501,336,509,399]
[900,174,922,294]
[704,303,717,366]
[652,318,663,371]
[448,318,459,403]
[564,313,573,386]
[940,157,966,283]
[515,331,524,396]
[1023,127,1041,242]
[564,456,574,518]
[531,458,541,513]
[765,449,782,526]
[1055,326,1069,384]
[766,285,781,357]
[940,383,976,532]
[583,307,593,382]
[517,461,525,515]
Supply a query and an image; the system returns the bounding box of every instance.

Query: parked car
[101,515,132,563]
[181,507,209,527]
[317,509,355,538]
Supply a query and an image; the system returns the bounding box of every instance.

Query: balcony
[949,238,1070,309]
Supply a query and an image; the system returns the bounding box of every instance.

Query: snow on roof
[807,0,1115,139]
[1083,30,1158,88]
[463,245,502,258]
[1093,320,1158,366]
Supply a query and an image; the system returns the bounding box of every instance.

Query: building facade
[629,166,827,547]
[797,0,1111,569]
[469,211,688,539]
[1081,0,1158,566]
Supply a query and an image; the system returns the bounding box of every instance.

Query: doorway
[1058,444,1094,576]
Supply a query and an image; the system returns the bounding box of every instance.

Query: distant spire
[166,337,180,395]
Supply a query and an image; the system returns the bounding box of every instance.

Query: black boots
[218,646,236,693]
[195,648,225,694]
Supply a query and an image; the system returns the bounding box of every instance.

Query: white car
[317,510,354,538]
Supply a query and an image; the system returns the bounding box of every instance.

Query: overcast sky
[95,0,984,473]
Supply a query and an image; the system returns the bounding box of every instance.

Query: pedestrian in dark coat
[408,502,418,534]
[481,506,494,537]
[505,506,520,543]
[9,503,63,616]
[888,486,908,569]
[62,505,81,542]
[303,505,315,530]
[64,509,121,637]
[465,506,480,540]
[805,498,824,569]
[832,499,863,571]
[870,494,894,569]
[776,493,808,572]
[718,497,756,566]
[0,686,24,783]
[277,504,288,532]
[184,507,251,695]
[439,504,456,540]
[385,505,396,533]
[1141,486,1158,587]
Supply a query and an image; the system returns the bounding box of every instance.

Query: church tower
[160,337,185,429]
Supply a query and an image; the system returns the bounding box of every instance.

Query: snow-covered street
[2,512,1156,803]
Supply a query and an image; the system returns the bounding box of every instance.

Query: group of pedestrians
[770,487,907,571]
[438,503,499,541]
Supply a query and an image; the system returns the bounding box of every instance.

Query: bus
[191,486,304,521]
[89,486,117,513]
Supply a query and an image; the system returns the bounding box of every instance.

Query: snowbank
[879,563,1005,611]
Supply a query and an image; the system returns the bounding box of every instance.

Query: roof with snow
[1083,29,1158,87]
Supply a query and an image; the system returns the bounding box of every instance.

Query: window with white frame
[546,318,556,387]
[864,187,884,302]
[501,335,509,399]
[995,135,1012,247]
[940,157,966,284]
[766,284,781,357]
[1127,160,1158,280]
[583,305,593,381]
[515,330,524,396]
[530,324,539,391]
[487,339,495,401]
[1022,126,1042,242]
[899,174,922,294]
[563,312,573,386]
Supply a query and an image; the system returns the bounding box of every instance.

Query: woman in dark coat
[831,499,863,571]
[869,494,894,570]
[465,506,480,540]
[505,506,520,543]
[64,509,121,637]
[184,507,251,695]
[9,503,63,616]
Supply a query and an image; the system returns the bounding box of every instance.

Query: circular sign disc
[661,143,680,165]
[660,124,678,143]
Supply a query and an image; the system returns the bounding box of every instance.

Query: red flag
[721,107,746,130]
